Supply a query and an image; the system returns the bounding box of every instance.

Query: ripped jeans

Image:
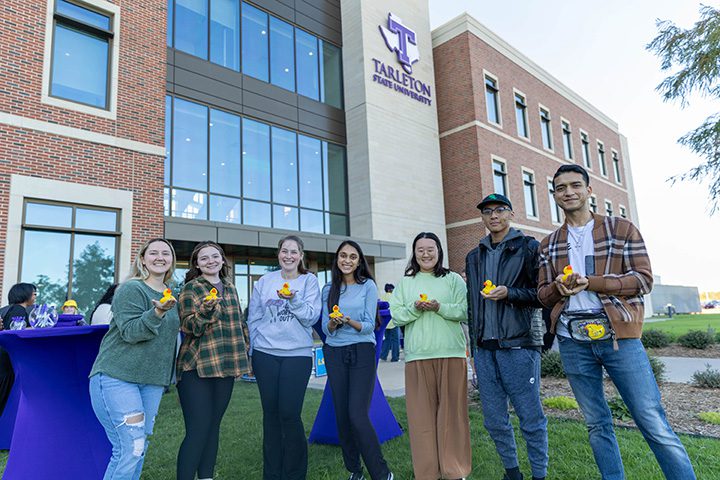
[89,373,164,480]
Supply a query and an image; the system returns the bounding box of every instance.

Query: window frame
[561,118,573,160]
[513,89,529,140]
[604,199,613,217]
[42,0,120,119]
[619,204,627,219]
[491,156,509,197]
[18,199,121,297]
[611,149,622,184]
[546,177,562,225]
[589,194,598,213]
[483,71,502,127]
[579,129,592,169]
[539,105,553,152]
[521,167,539,220]
[597,140,608,177]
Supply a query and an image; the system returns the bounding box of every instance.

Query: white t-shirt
[557,219,604,337]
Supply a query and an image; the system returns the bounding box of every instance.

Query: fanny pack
[560,310,614,342]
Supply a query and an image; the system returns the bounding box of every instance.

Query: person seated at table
[0,283,37,416]
[89,284,118,326]
[89,238,180,480]
[176,241,248,480]
[321,240,394,480]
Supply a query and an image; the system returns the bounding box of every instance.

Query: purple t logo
[379,13,420,74]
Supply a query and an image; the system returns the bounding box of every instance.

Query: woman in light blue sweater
[246,235,321,480]
[321,240,393,480]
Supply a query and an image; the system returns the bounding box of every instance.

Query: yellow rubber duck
[585,323,605,340]
[160,288,175,304]
[205,288,218,301]
[419,293,428,302]
[561,265,574,282]
[482,280,496,294]
[329,305,344,319]
[277,283,292,296]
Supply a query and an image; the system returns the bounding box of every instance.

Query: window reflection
[210,109,241,196]
[241,2,268,81]
[299,135,323,210]
[171,188,208,220]
[320,41,343,108]
[210,0,240,70]
[51,26,109,108]
[242,119,270,201]
[210,195,241,223]
[324,142,347,214]
[272,127,298,206]
[175,0,208,58]
[296,29,319,100]
[270,17,295,91]
[173,98,208,191]
[273,205,298,230]
[243,200,271,227]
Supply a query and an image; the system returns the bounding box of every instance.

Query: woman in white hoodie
[246,235,321,480]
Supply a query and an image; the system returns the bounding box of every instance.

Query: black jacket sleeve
[506,238,542,308]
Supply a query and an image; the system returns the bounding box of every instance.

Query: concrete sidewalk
[657,356,720,383]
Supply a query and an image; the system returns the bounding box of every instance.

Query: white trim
[547,176,563,226]
[438,120,629,192]
[491,155,509,198]
[482,70,503,128]
[0,112,164,156]
[579,128,592,170]
[611,148,622,185]
[2,175,134,305]
[431,13,619,132]
[521,167,539,220]
[445,216,554,236]
[512,88,530,141]
[618,204,627,219]
[560,117,574,161]
[538,104,553,152]
[604,198,613,216]
[597,140,608,178]
[41,0,120,119]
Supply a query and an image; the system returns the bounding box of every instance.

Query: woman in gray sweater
[89,238,180,480]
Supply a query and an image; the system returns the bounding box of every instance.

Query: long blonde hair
[127,237,177,283]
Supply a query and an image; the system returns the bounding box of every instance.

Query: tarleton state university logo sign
[379,13,420,74]
[371,12,432,106]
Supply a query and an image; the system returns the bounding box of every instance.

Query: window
[296,29,319,101]
[619,205,627,219]
[540,108,552,150]
[241,2,268,81]
[320,40,343,109]
[165,95,348,234]
[175,0,208,59]
[612,150,622,183]
[492,159,507,196]
[48,0,116,110]
[210,0,240,70]
[589,195,598,213]
[581,131,591,168]
[485,75,500,125]
[547,179,562,224]
[604,200,613,216]
[20,201,119,314]
[269,17,295,91]
[514,93,528,138]
[598,141,607,176]
[562,121,573,160]
[523,170,538,218]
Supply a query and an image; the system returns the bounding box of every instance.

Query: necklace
[567,221,592,251]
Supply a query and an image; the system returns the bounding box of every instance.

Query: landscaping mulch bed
[539,377,720,438]
[647,344,720,359]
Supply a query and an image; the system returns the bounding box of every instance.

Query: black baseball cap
[476,193,513,211]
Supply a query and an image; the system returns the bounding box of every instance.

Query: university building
[0,0,636,312]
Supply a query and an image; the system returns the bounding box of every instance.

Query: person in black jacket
[465,194,548,480]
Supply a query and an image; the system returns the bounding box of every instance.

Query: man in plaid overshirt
[538,165,696,480]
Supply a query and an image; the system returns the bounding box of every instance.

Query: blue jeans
[558,337,696,480]
[474,348,548,478]
[89,373,164,480]
[380,327,400,361]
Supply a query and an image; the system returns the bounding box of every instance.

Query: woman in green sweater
[389,232,470,480]
[89,238,180,480]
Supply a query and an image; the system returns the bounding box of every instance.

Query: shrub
[678,330,715,349]
[540,350,566,378]
[542,396,579,411]
[692,364,720,389]
[641,329,671,349]
[698,412,720,425]
[607,395,632,422]
[647,355,667,384]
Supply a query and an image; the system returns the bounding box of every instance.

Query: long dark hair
[405,232,450,277]
[326,240,374,314]
[89,284,118,320]
[278,235,308,274]
[185,241,231,283]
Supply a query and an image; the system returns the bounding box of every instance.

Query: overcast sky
[427,0,720,294]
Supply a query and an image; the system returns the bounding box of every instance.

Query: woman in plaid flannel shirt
[176,241,249,480]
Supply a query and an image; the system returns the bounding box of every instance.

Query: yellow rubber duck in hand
[419,293,428,302]
[205,288,218,301]
[561,265,574,283]
[160,288,176,304]
[585,323,606,340]
[277,283,292,296]
[482,280,496,294]
[329,305,344,320]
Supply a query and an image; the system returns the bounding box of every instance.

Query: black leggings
[252,350,312,480]
[176,370,235,480]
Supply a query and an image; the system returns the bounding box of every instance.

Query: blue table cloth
[0,376,19,450]
[0,325,110,479]
[309,301,403,444]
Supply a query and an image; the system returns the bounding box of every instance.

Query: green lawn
[4,383,714,479]
[646,313,720,337]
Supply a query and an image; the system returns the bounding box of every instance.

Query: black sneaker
[348,473,365,480]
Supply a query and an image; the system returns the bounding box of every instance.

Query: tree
[647,5,720,213]
[71,241,115,316]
